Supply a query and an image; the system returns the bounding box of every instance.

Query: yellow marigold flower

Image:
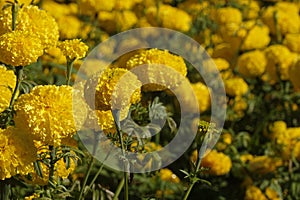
[216,132,232,151]
[114,0,142,10]
[289,59,300,90]
[95,108,129,134]
[17,6,59,49]
[240,154,254,163]
[146,4,192,32]
[213,58,230,71]
[0,66,16,113]
[0,127,36,180]
[57,15,82,39]
[248,156,283,174]
[237,50,267,78]
[213,7,242,25]
[237,0,260,19]
[14,85,77,146]
[225,77,248,96]
[159,168,180,183]
[0,8,12,36]
[283,34,300,53]
[0,31,44,66]
[241,24,270,51]
[126,48,187,92]
[264,45,296,83]
[24,193,40,200]
[98,10,138,33]
[244,186,267,200]
[201,150,232,176]
[87,68,142,111]
[79,0,115,15]
[42,0,78,19]
[42,46,67,65]
[265,187,281,200]
[174,80,211,113]
[262,2,300,35]
[58,39,89,60]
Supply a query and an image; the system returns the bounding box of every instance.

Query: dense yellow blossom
[264,45,296,83]
[289,59,300,90]
[216,132,232,151]
[89,68,141,111]
[225,77,248,96]
[159,168,180,183]
[213,58,230,71]
[17,6,59,49]
[244,186,267,200]
[14,85,77,146]
[0,31,44,66]
[0,127,36,180]
[237,0,260,19]
[146,4,192,32]
[57,15,82,39]
[241,24,270,51]
[265,187,281,200]
[126,48,187,91]
[98,10,138,33]
[42,46,67,65]
[237,50,267,78]
[42,0,78,19]
[213,7,242,25]
[58,39,89,60]
[78,0,115,15]
[114,0,142,10]
[248,156,283,174]
[0,66,16,113]
[262,2,300,35]
[201,150,232,176]
[283,34,300,53]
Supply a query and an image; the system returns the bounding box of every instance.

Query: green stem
[66,59,75,85]
[78,157,95,200]
[0,180,10,200]
[11,2,18,31]
[9,66,23,110]
[113,109,129,200]
[48,145,56,186]
[113,178,125,200]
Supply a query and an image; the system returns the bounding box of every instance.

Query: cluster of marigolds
[0,0,300,199]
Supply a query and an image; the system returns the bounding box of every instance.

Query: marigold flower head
[58,39,89,60]
[216,132,232,151]
[264,45,296,83]
[84,68,141,111]
[265,187,281,200]
[0,127,36,180]
[95,108,129,134]
[0,31,44,66]
[283,34,300,53]
[212,7,242,25]
[14,85,77,146]
[248,156,283,174]
[201,150,232,176]
[213,58,230,71]
[237,0,260,19]
[17,6,59,49]
[237,50,267,78]
[42,0,78,19]
[225,77,248,96]
[241,24,270,51]
[174,80,210,113]
[126,48,187,91]
[79,0,115,15]
[159,168,180,183]
[0,66,16,113]
[146,4,192,32]
[98,10,138,33]
[57,15,82,39]
[244,186,267,200]
[262,2,300,35]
